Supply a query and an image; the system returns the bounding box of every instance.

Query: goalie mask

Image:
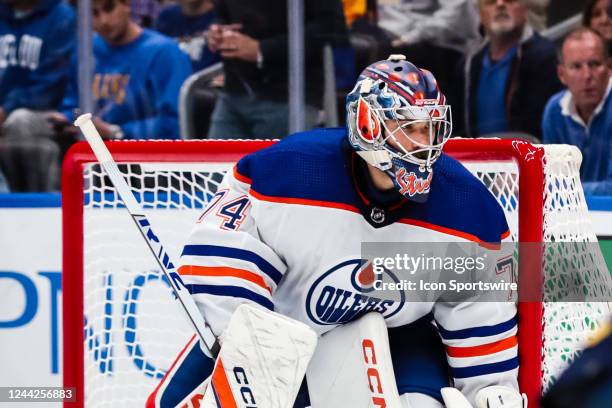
[346,55,452,203]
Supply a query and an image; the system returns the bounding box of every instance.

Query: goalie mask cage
[62,139,611,408]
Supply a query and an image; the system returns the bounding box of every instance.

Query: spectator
[56,0,192,140]
[155,0,220,72]
[452,0,561,139]
[0,113,60,191]
[542,28,611,194]
[583,0,612,54]
[206,0,346,139]
[0,0,75,123]
[0,0,75,191]
[378,0,481,93]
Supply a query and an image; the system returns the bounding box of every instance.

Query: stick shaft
[74,113,220,357]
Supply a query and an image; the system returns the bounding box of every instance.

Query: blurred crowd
[0,0,609,193]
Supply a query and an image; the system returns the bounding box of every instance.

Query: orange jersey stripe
[211,359,238,408]
[178,265,272,294]
[446,336,518,358]
[249,189,361,213]
[398,218,503,250]
[233,166,252,185]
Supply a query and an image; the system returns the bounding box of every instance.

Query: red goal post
[62,138,609,408]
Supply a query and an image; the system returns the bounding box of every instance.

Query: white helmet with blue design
[346,55,452,202]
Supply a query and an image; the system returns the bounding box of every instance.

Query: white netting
[538,146,611,389]
[461,161,520,242]
[463,147,611,391]
[82,162,230,407]
[78,143,611,407]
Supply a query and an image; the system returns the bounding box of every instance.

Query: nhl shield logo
[305,259,405,326]
[370,207,385,224]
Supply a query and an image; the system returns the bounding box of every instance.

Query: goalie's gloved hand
[441,386,527,408]
[475,386,527,408]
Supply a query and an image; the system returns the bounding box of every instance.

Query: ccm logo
[362,339,387,408]
[233,367,257,407]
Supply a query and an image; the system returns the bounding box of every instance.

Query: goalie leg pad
[203,304,317,408]
[306,312,403,408]
[149,305,317,408]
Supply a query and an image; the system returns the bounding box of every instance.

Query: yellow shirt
[343,0,367,26]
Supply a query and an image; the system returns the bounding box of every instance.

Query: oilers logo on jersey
[305,259,406,326]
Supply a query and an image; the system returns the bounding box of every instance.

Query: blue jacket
[542,80,612,195]
[0,0,76,113]
[62,29,192,139]
[452,26,562,139]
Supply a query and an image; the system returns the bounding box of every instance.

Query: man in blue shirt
[11,0,192,191]
[542,28,611,195]
[55,0,192,140]
[0,0,75,191]
[0,0,75,122]
[451,0,561,139]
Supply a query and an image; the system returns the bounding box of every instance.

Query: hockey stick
[74,113,220,358]
[75,114,318,407]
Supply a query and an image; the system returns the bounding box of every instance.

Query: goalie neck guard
[346,54,452,203]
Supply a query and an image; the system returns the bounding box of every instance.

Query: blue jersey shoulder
[236,128,357,206]
[417,154,509,243]
[237,129,509,242]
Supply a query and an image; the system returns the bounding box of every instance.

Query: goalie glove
[441,386,527,408]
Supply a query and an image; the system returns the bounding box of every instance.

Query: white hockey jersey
[178,128,519,402]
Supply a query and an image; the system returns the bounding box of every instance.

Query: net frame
[61,138,593,407]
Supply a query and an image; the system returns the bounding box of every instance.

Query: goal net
[62,139,611,407]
